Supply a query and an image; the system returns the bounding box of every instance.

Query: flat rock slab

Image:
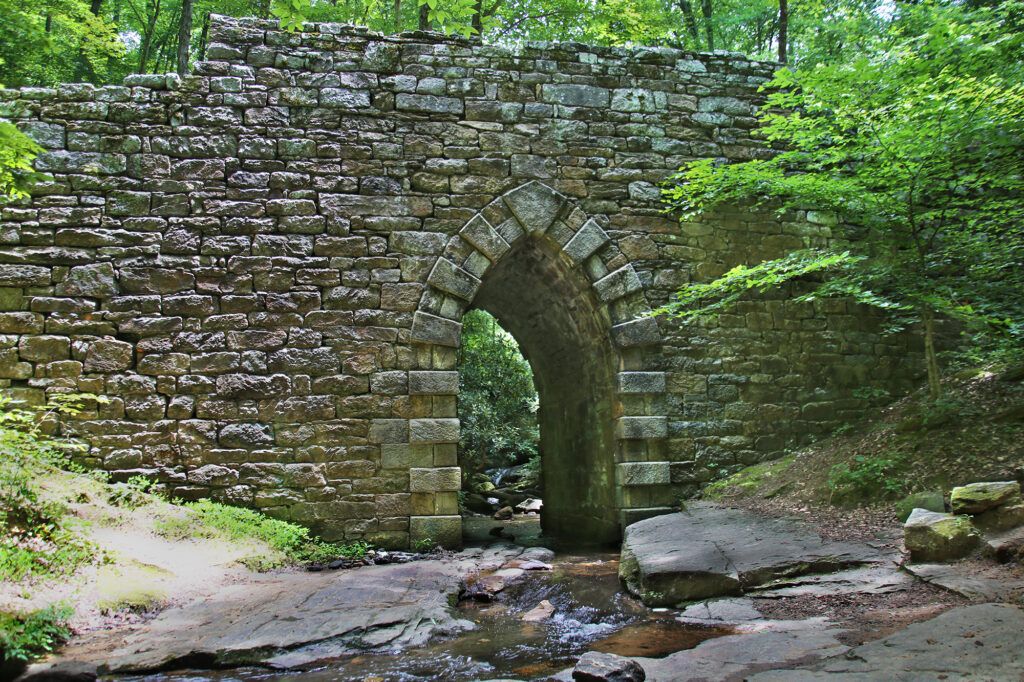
[635,618,849,682]
[619,503,885,605]
[747,603,1024,680]
[904,563,1024,601]
[24,545,529,678]
[752,565,913,598]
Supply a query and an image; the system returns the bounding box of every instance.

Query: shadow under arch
[409,181,671,546]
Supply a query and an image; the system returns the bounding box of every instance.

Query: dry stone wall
[0,15,922,547]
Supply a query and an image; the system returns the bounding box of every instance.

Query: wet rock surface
[572,651,645,682]
[619,504,885,605]
[22,545,532,679]
[748,603,1024,680]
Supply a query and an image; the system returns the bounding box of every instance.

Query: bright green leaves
[271,0,312,31]
[420,0,479,37]
[0,122,45,201]
[661,1,1024,388]
[652,249,862,320]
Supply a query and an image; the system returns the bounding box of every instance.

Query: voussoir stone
[619,503,883,606]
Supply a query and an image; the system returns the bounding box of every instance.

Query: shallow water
[114,551,729,682]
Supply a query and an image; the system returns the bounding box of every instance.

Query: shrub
[0,395,99,582]
[0,604,72,663]
[828,453,906,505]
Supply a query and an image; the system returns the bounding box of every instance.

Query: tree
[457,310,539,478]
[657,1,1024,399]
[0,123,44,201]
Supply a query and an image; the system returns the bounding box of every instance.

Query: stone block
[616,416,668,440]
[409,418,459,444]
[904,509,980,562]
[502,181,566,234]
[618,461,671,486]
[409,514,462,549]
[410,311,462,347]
[0,312,43,334]
[540,84,609,108]
[427,258,480,302]
[381,444,433,468]
[563,219,610,264]
[58,263,118,297]
[951,481,1021,515]
[369,419,409,444]
[618,372,667,394]
[459,214,510,262]
[594,265,643,302]
[395,93,463,115]
[18,335,69,362]
[611,317,662,347]
[409,467,461,492]
[408,370,459,395]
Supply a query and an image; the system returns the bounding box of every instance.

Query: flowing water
[116,551,731,682]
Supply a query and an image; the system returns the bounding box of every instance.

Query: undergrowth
[0,394,101,583]
[0,604,72,663]
[154,499,371,565]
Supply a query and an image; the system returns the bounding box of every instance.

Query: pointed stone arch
[400,181,675,547]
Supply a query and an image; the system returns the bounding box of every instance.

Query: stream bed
[115,551,731,682]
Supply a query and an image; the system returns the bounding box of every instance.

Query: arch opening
[466,235,621,545]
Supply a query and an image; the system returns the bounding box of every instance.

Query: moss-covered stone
[904,508,980,562]
[950,481,1021,515]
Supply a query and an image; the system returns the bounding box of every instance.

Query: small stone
[494,506,514,520]
[904,508,980,563]
[522,599,555,622]
[572,651,645,682]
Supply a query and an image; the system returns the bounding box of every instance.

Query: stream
[114,548,731,682]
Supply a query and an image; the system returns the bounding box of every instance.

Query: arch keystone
[502,181,566,234]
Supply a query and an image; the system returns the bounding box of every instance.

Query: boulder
[572,651,645,682]
[950,481,1021,515]
[494,506,514,520]
[973,502,1024,533]
[903,508,980,562]
[516,497,543,513]
[619,503,882,606]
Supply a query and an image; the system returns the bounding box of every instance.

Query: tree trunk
[394,0,402,32]
[777,0,788,63]
[176,0,193,75]
[418,2,429,30]
[677,0,700,47]
[922,306,942,401]
[198,12,211,58]
[137,0,161,73]
[472,0,483,34]
[700,0,714,51]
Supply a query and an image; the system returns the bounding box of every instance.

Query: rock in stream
[618,503,886,606]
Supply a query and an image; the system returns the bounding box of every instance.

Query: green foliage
[0,122,46,201]
[0,395,101,582]
[411,537,437,552]
[106,476,156,509]
[0,604,73,663]
[661,1,1024,396]
[827,453,905,504]
[457,309,539,478]
[154,497,370,564]
[895,490,945,522]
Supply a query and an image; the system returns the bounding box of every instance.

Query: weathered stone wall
[0,15,922,547]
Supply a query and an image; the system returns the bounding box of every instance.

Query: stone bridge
[0,16,920,548]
